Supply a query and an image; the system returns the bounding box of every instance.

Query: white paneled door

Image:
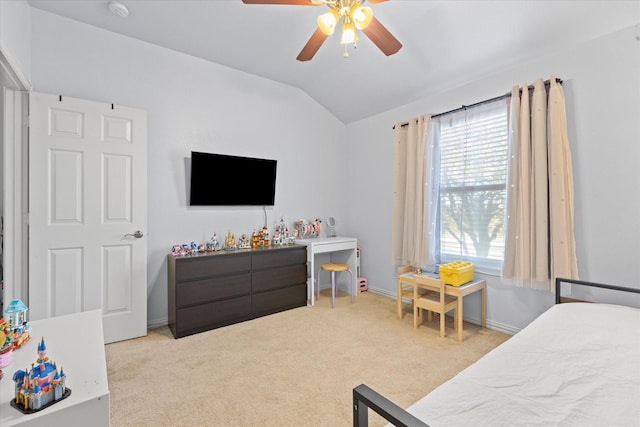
[28,92,147,344]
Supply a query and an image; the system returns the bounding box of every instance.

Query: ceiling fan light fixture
[242,0,401,60]
[351,5,372,30]
[340,20,358,45]
[318,9,340,35]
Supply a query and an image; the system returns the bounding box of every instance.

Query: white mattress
[403,303,640,426]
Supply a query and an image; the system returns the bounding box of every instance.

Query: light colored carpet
[105,290,509,426]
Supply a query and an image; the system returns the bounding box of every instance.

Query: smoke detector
[108,1,129,18]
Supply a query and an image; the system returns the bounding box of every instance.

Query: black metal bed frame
[554,277,640,304]
[353,384,429,427]
[353,277,640,427]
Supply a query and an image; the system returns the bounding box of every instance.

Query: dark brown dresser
[167,245,307,338]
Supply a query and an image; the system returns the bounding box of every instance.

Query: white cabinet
[0,310,109,427]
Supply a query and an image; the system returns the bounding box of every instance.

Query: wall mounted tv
[189,151,277,206]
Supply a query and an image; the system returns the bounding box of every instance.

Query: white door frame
[1,44,31,308]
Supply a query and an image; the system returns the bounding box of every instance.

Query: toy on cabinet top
[171,244,187,256]
[250,226,272,247]
[251,229,261,248]
[260,226,270,246]
[11,337,71,413]
[4,299,28,329]
[294,220,306,239]
[0,328,13,370]
[294,218,322,239]
[206,232,222,252]
[0,319,30,354]
[271,218,295,246]
[238,234,251,249]
[2,299,31,350]
[272,227,282,246]
[272,216,293,246]
[224,231,237,250]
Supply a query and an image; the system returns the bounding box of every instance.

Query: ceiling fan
[242,0,402,61]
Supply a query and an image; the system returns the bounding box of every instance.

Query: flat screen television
[189,151,277,206]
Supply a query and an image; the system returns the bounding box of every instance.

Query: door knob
[125,230,144,238]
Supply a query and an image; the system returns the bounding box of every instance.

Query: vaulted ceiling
[27,0,640,123]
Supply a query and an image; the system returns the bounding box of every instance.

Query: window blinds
[438,99,508,264]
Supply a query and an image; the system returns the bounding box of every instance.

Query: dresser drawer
[176,273,251,307]
[252,283,307,315]
[252,264,307,293]
[176,254,250,281]
[252,247,306,270]
[176,295,252,336]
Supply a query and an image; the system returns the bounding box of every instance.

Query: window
[436,99,508,271]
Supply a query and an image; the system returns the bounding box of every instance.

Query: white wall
[0,0,31,85]
[25,6,640,332]
[347,24,640,331]
[30,9,349,326]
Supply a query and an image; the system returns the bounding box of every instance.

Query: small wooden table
[397,272,486,342]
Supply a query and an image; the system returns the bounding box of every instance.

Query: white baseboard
[365,287,520,336]
[147,317,168,330]
[146,287,521,336]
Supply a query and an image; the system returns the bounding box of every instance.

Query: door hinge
[24,114,30,128]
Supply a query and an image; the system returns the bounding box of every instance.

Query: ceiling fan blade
[296,28,329,61]
[361,16,402,56]
[242,0,321,5]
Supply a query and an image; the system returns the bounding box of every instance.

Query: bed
[353,278,640,427]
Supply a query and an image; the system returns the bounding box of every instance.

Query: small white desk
[0,310,110,427]
[295,236,358,306]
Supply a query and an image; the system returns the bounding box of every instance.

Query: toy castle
[12,337,68,412]
[2,298,31,349]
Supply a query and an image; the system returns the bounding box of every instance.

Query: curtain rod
[393,77,562,129]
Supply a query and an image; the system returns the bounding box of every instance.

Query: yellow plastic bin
[439,261,474,286]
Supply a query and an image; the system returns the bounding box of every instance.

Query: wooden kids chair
[413,275,458,338]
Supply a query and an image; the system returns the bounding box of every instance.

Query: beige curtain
[547,77,579,282]
[391,116,431,267]
[502,75,578,289]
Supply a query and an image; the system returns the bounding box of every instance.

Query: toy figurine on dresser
[224,230,237,250]
[238,234,251,249]
[272,216,292,246]
[251,229,261,248]
[259,226,269,246]
[11,337,71,413]
[206,232,222,252]
[272,227,281,246]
